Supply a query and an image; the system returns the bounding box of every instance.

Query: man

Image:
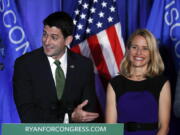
[13,11,99,123]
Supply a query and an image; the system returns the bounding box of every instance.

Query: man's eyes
[51,36,58,40]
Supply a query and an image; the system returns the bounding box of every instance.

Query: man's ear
[65,35,73,45]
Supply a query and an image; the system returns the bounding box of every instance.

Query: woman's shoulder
[109,74,126,87]
[111,74,124,82]
[150,74,168,84]
[148,74,168,93]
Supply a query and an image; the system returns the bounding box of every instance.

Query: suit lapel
[37,48,57,100]
[63,49,77,96]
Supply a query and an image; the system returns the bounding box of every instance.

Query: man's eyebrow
[51,34,59,37]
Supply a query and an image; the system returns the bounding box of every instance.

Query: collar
[47,48,67,67]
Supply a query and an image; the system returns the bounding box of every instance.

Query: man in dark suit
[13,11,99,123]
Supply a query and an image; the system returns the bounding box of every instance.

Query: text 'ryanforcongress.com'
[25,126,107,133]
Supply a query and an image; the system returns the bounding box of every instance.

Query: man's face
[42,25,72,60]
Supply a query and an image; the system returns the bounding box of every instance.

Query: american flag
[70,0,125,110]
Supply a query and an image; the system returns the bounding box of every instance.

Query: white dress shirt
[47,49,67,85]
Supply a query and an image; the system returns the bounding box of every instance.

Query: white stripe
[115,23,125,54]
[78,40,91,58]
[97,30,119,77]
[78,41,98,74]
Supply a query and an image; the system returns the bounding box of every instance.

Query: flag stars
[83,3,89,9]
[101,1,107,8]
[74,9,80,15]
[78,0,82,4]
[77,23,83,30]
[99,12,104,18]
[108,16,113,22]
[90,7,96,13]
[88,17,93,23]
[110,6,115,12]
[96,22,103,28]
[80,13,86,19]
[75,34,80,40]
[73,19,77,25]
[86,28,91,34]
[72,1,119,43]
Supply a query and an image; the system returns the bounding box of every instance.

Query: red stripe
[106,25,124,70]
[70,44,81,55]
[87,35,111,80]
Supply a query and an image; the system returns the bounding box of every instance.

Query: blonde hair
[120,29,164,78]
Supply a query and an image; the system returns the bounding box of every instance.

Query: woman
[105,29,171,135]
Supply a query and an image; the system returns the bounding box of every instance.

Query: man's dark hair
[43,11,74,38]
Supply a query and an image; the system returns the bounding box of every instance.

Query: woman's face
[128,35,150,69]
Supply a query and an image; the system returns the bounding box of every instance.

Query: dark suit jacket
[13,47,98,123]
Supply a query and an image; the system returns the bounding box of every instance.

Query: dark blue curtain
[116,0,152,41]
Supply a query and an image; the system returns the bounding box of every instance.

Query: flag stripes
[71,23,125,80]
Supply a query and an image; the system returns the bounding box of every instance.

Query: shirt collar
[47,48,67,66]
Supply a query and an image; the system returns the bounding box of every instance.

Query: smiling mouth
[134,57,144,61]
[44,45,54,50]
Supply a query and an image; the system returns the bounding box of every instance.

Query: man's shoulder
[16,47,43,61]
[68,49,92,64]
